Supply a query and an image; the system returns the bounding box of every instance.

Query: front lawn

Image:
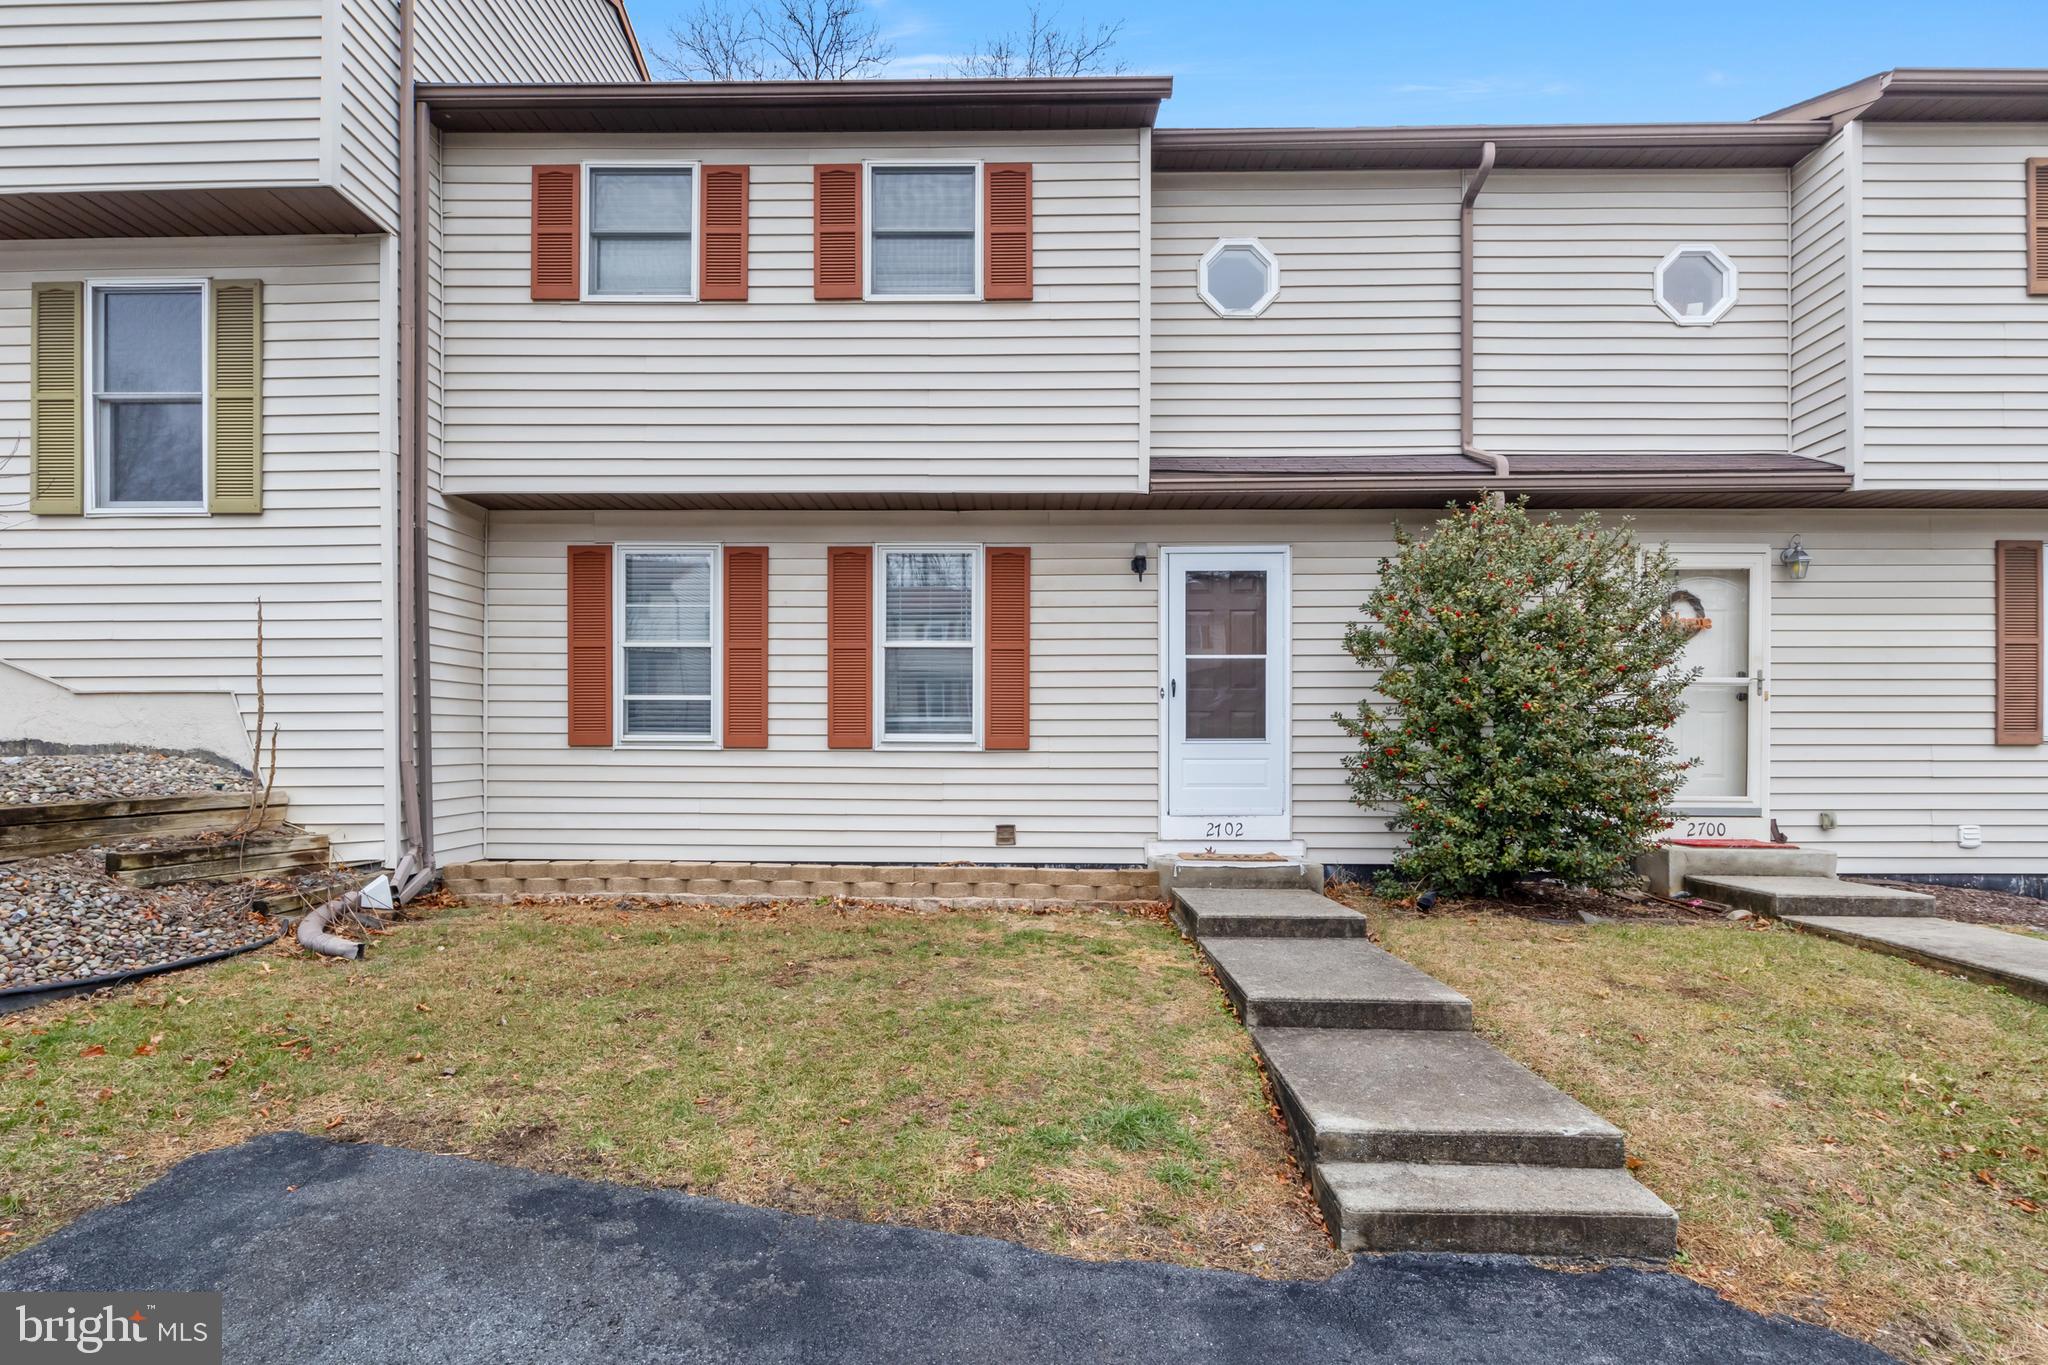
[1370,905,2048,1365]
[1,902,1336,1278]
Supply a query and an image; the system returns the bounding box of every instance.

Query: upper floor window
[1198,238,1280,317]
[880,547,979,741]
[1654,245,1738,326]
[587,165,696,299]
[868,164,979,300]
[619,546,717,741]
[91,282,204,513]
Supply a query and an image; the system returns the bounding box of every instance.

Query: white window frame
[1652,243,1739,327]
[874,543,983,746]
[862,160,984,303]
[614,542,722,746]
[581,161,702,303]
[1197,237,1281,318]
[83,278,210,517]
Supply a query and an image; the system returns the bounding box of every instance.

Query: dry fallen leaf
[78,1045,106,1058]
[324,1115,346,1131]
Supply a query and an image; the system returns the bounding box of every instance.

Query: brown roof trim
[1148,452,1856,496]
[1152,121,1832,173]
[0,184,383,240]
[600,0,651,82]
[422,76,1173,134]
[1759,67,2048,125]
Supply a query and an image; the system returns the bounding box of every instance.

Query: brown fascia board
[1150,121,1832,173]
[421,76,1173,134]
[600,0,651,82]
[1758,68,2048,124]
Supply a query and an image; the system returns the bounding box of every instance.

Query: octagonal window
[1198,238,1280,317]
[1654,245,1738,326]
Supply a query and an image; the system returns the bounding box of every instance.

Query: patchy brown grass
[0,901,1335,1279]
[1352,896,2048,1365]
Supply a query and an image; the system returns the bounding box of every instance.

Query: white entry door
[1669,551,1769,824]
[1163,549,1289,839]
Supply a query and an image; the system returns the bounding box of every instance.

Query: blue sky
[622,0,2047,126]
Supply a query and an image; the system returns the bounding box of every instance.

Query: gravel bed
[0,750,249,807]
[0,847,352,990]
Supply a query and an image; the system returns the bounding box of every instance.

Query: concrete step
[1169,888,1368,940]
[1637,842,1835,897]
[1156,858,1323,896]
[1784,915,2048,1004]
[1200,937,1471,1031]
[1252,1027,1626,1169]
[1315,1160,1678,1257]
[1683,874,1937,918]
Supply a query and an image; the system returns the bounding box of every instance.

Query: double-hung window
[620,547,717,741]
[880,547,978,741]
[90,283,205,512]
[587,165,696,299]
[867,164,979,299]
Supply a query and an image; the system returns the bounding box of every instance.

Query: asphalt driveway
[1,1133,1892,1364]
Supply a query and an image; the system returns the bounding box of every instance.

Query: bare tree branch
[954,5,1127,78]
[654,0,892,81]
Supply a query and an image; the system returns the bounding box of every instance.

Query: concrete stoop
[1171,885,1675,1259]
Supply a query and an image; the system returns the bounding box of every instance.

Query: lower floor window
[621,547,715,740]
[92,283,204,511]
[882,547,976,739]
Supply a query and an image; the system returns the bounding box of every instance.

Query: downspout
[394,0,435,904]
[1459,140,1509,483]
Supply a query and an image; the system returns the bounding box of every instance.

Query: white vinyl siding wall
[0,237,391,858]
[1788,129,1855,464]
[1858,123,2048,488]
[334,0,401,232]
[414,0,641,84]
[1472,170,1792,452]
[474,510,2047,876]
[0,0,326,195]
[437,132,1146,496]
[1150,172,1462,455]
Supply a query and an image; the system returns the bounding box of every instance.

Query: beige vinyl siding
[474,509,2046,876]
[414,0,640,83]
[1472,170,1792,452]
[0,237,391,858]
[1859,123,2048,488]
[1788,129,1855,463]
[1150,172,1462,454]
[438,132,1146,496]
[0,0,326,194]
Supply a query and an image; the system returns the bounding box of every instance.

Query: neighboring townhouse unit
[4,35,2046,888]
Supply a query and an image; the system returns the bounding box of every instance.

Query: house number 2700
[1205,820,1246,838]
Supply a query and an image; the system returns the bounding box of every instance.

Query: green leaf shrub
[1335,499,1701,894]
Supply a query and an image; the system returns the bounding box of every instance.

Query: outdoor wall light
[1131,544,1150,581]
[1780,535,1812,580]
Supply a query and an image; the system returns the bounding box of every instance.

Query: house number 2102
[1205,820,1246,839]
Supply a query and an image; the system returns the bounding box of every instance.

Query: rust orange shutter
[531,165,580,301]
[814,164,861,300]
[1995,540,2044,744]
[826,546,873,747]
[985,547,1031,749]
[724,546,769,748]
[984,163,1033,301]
[566,545,613,747]
[701,164,749,301]
[2029,158,2048,297]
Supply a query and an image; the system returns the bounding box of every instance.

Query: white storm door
[1165,550,1289,830]
[1670,554,1769,816]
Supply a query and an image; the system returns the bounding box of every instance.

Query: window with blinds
[91,284,205,511]
[869,165,978,298]
[588,166,696,298]
[881,548,977,739]
[620,547,717,740]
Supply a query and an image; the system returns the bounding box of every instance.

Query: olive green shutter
[207,279,263,514]
[28,281,84,515]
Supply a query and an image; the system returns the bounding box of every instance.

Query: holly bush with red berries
[1336,499,1700,894]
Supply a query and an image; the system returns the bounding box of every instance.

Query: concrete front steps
[1640,839,1937,918]
[1174,882,1675,1259]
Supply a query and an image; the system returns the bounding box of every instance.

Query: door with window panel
[619,548,716,740]
[1166,550,1288,823]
